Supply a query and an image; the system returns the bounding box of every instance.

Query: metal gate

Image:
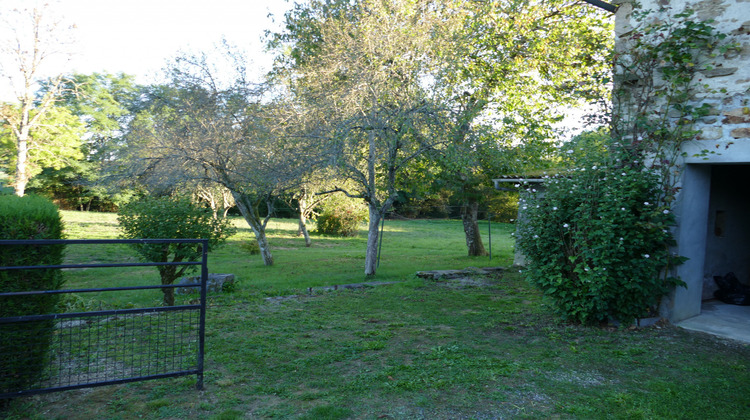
[0,239,208,399]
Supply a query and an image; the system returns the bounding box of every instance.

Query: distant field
[58,210,515,308]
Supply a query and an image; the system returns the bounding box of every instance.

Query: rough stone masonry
[614,0,750,144]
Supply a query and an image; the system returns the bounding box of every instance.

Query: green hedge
[0,195,65,396]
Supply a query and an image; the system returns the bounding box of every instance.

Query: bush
[118,196,235,306]
[0,195,65,396]
[315,194,368,237]
[239,240,260,255]
[516,150,684,325]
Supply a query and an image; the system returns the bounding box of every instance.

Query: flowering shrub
[516,151,685,325]
[315,194,368,237]
[515,8,731,325]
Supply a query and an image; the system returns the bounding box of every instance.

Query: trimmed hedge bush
[0,195,65,396]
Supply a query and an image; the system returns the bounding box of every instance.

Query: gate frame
[0,238,208,399]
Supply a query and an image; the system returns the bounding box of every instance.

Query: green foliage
[559,127,610,168]
[0,105,84,181]
[238,240,261,255]
[487,190,518,224]
[0,195,65,395]
[32,73,142,210]
[117,196,235,305]
[516,150,685,325]
[517,9,730,325]
[315,194,368,237]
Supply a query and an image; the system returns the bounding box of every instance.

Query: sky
[1,0,293,97]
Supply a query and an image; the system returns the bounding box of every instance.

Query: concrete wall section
[670,164,712,322]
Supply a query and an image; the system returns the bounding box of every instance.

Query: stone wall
[614,0,750,146]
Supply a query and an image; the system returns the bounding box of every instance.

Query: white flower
[621,207,626,211]
[621,172,627,176]
[552,206,558,211]
[566,149,574,154]
[644,202,650,206]
[563,223,569,228]
[619,237,624,241]
[663,209,670,214]
[584,267,590,272]
[523,206,528,210]
[533,235,539,239]
[643,254,650,259]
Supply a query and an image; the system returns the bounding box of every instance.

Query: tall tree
[278,0,452,276]
[122,50,322,266]
[0,3,77,196]
[31,72,141,209]
[432,0,613,256]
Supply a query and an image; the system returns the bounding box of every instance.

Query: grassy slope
[4,211,750,419]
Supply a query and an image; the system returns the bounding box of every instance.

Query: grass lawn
[3,211,750,419]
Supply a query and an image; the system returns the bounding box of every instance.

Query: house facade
[614,0,750,321]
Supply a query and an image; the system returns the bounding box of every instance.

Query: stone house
[610,0,750,326]
[500,1,750,334]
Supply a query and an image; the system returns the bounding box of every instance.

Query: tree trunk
[462,199,488,257]
[15,134,29,197]
[158,260,178,306]
[364,205,382,276]
[162,285,175,307]
[253,228,274,266]
[297,195,312,247]
[298,217,312,247]
[232,192,274,265]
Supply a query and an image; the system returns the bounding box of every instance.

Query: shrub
[118,196,235,306]
[315,194,368,237]
[516,150,685,325]
[515,9,731,326]
[0,195,65,396]
[239,240,260,255]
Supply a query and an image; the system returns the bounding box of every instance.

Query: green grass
[57,211,515,308]
[4,211,750,419]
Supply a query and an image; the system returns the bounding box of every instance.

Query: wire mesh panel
[0,239,207,400]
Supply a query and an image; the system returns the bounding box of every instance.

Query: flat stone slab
[177,273,235,294]
[264,281,401,303]
[416,267,505,280]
